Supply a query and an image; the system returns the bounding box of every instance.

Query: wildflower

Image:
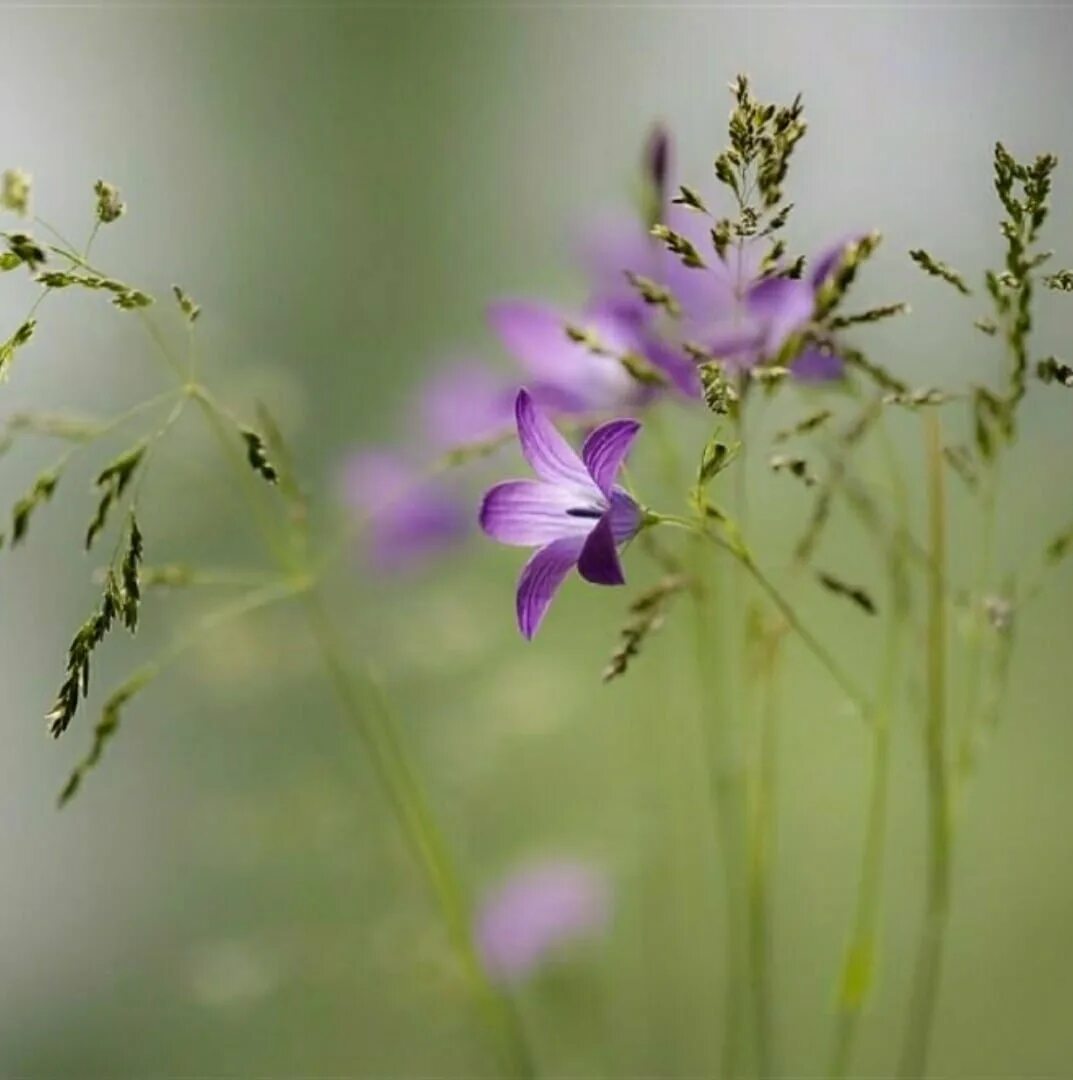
[479,389,642,639]
[340,451,467,572]
[693,236,863,379]
[488,299,652,414]
[475,859,611,984]
[417,363,516,452]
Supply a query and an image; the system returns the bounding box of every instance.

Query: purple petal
[604,490,639,544]
[809,234,864,289]
[479,480,594,547]
[746,276,815,355]
[516,536,585,640]
[607,489,643,543]
[792,344,847,383]
[577,514,625,586]
[644,124,671,203]
[582,419,641,496]
[490,300,640,413]
[419,364,516,451]
[340,451,467,572]
[475,859,611,984]
[642,337,702,398]
[514,388,590,488]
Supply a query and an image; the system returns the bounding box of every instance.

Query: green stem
[748,627,781,1080]
[134,315,534,1075]
[829,595,900,1076]
[303,593,534,1077]
[736,547,871,722]
[957,457,999,781]
[650,515,871,721]
[648,404,745,1076]
[829,420,908,1077]
[899,412,952,1079]
[689,560,749,1080]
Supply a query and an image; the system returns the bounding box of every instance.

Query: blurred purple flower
[475,859,611,984]
[479,389,642,639]
[340,451,468,572]
[487,300,657,415]
[686,235,862,379]
[418,363,517,452]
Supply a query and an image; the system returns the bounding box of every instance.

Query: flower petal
[516,536,585,640]
[341,451,468,571]
[745,276,815,355]
[419,364,516,451]
[491,300,640,413]
[475,859,611,984]
[809,234,863,289]
[489,300,586,382]
[577,514,625,586]
[514,388,591,487]
[479,480,594,547]
[582,419,641,497]
[792,344,846,383]
[607,489,643,543]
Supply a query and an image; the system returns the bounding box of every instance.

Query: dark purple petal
[479,480,593,547]
[607,489,643,543]
[581,419,641,496]
[514,388,591,488]
[516,536,585,640]
[577,514,625,586]
[475,859,611,984]
[644,124,670,204]
[792,344,847,383]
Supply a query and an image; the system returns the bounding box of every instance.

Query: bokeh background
[2,3,1072,1076]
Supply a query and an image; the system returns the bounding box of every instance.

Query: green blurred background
[2,3,1072,1076]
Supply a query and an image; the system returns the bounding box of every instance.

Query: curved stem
[829,420,908,1077]
[899,412,952,1079]
[133,311,535,1076]
[303,593,534,1077]
[651,514,872,721]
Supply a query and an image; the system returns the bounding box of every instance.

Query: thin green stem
[689,560,749,1080]
[748,625,782,1080]
[899,412,952,1079]
[303,593,534,1077]
[128,308,535,1075]
[647,403,744,1076]
[829,419,908,1078]
[651,514,872,721]
[957,457,999,782]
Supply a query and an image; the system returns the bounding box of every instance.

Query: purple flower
[475,859,611,984]
[417,362,517,451]
[487,300,652,415]
[690,236,862,379]
[479,389,643,640]
[340,451,468,572]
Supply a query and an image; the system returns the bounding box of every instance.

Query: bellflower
[340,451,468,572]
[479,389,643,640]
[487,299,658,414]
[417,362,517,451]
[691,235,862,379]
[475,859,611,984]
